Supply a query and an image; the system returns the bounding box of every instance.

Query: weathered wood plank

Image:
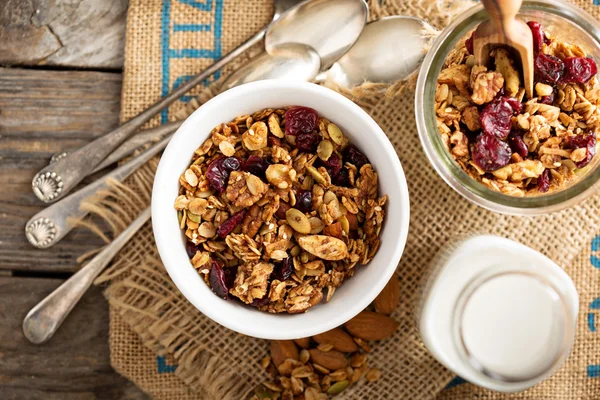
[0,277,148,399]
[0,0,128,69]
[0,68,123,272]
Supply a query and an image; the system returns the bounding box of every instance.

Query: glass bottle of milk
[417,235,578,392]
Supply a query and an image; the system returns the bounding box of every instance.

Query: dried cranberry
[508,131,529,158]
[534,53,564,84]
[242,155,271,179]
[465,32,474,55]
[561,57,598,84]
[540,89,556,105]
[250,294,270,307]
[273,257,294,281]
[285,106,318,136]
[268,135,281,147]
[343,145,369,170]
[527,21,548,53]
[537,169,550,193]
[296,131,321,153]
[222,156,241,171]
[333,168,351,187]
[209,259,230,299]
[205,156,240,194]
[217,209,248,238]
[275,201,291,220]
[472,134,512,172]
[295,189,312,213]
[223,265,237,289]
[505,97,523,114]
[185,241,200,258]
[317,152,343,178]
[206,156,228,193]
[564,132,597,168]
[479,98,514,139]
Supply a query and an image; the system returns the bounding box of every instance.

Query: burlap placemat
[84,0,600,398]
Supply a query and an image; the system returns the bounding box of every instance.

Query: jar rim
[450,267,575,385]
[415,0,600,215]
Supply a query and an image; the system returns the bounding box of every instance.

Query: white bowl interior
[152,81,410,339]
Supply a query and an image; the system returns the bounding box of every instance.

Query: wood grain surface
[0,0,128,69]
[0,277,148,399]
[0,68,123,273]
[1,0,153,397]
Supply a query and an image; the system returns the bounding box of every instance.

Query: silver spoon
[221,43,320,91]
[317,16,432,87]
[31,0,367,204]
[23,208,151,344]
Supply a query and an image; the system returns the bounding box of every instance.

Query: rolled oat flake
[417,235,578,392]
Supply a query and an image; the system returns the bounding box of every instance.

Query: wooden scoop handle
[481,0,523,33]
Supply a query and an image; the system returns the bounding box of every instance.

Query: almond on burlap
[313,327,358,353]
[270,340,299,367]
[293,337,311,349]
[309,349,348,371]
[374,276,400,315]
[344,311,399,341]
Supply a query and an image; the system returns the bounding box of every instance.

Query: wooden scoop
[473,0,534,99]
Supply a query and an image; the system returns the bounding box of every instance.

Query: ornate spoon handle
[22,207,151,344]
[50,120,183,175]
[32,28,266,204]
[25,134,171,249]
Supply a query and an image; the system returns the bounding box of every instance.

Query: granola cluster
[175,106,386,313]
[436,21,599,196]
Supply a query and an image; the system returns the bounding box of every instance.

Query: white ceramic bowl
[152,80,410,339]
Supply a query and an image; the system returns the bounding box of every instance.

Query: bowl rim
[151,80,410,339]
[415,0,600,215]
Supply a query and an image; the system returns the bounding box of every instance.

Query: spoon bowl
[221,43,321,91]
[265,0,368,70]
[323,16,433,87]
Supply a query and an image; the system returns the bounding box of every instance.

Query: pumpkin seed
[187,212,202,223]
[327,380,349,395]
[286,208,311,234]
[268,113,284,138]
[327,123,344,145]
[309,217,324,234]
[317,140,334,161]
[255,385,277,399]
[338,215,350,235]
[306,165,326,185]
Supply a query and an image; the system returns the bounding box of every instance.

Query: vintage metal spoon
[31,0,367,204]
[23,208,151,344]
[24,44,320,249]
[318,16,433,87]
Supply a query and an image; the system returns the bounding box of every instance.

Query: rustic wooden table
[1,1,148,398]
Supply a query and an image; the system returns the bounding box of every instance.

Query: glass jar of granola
[416,235,578,392]
[416,0,600,214]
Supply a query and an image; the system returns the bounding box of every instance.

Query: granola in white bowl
[174,106,387,314]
